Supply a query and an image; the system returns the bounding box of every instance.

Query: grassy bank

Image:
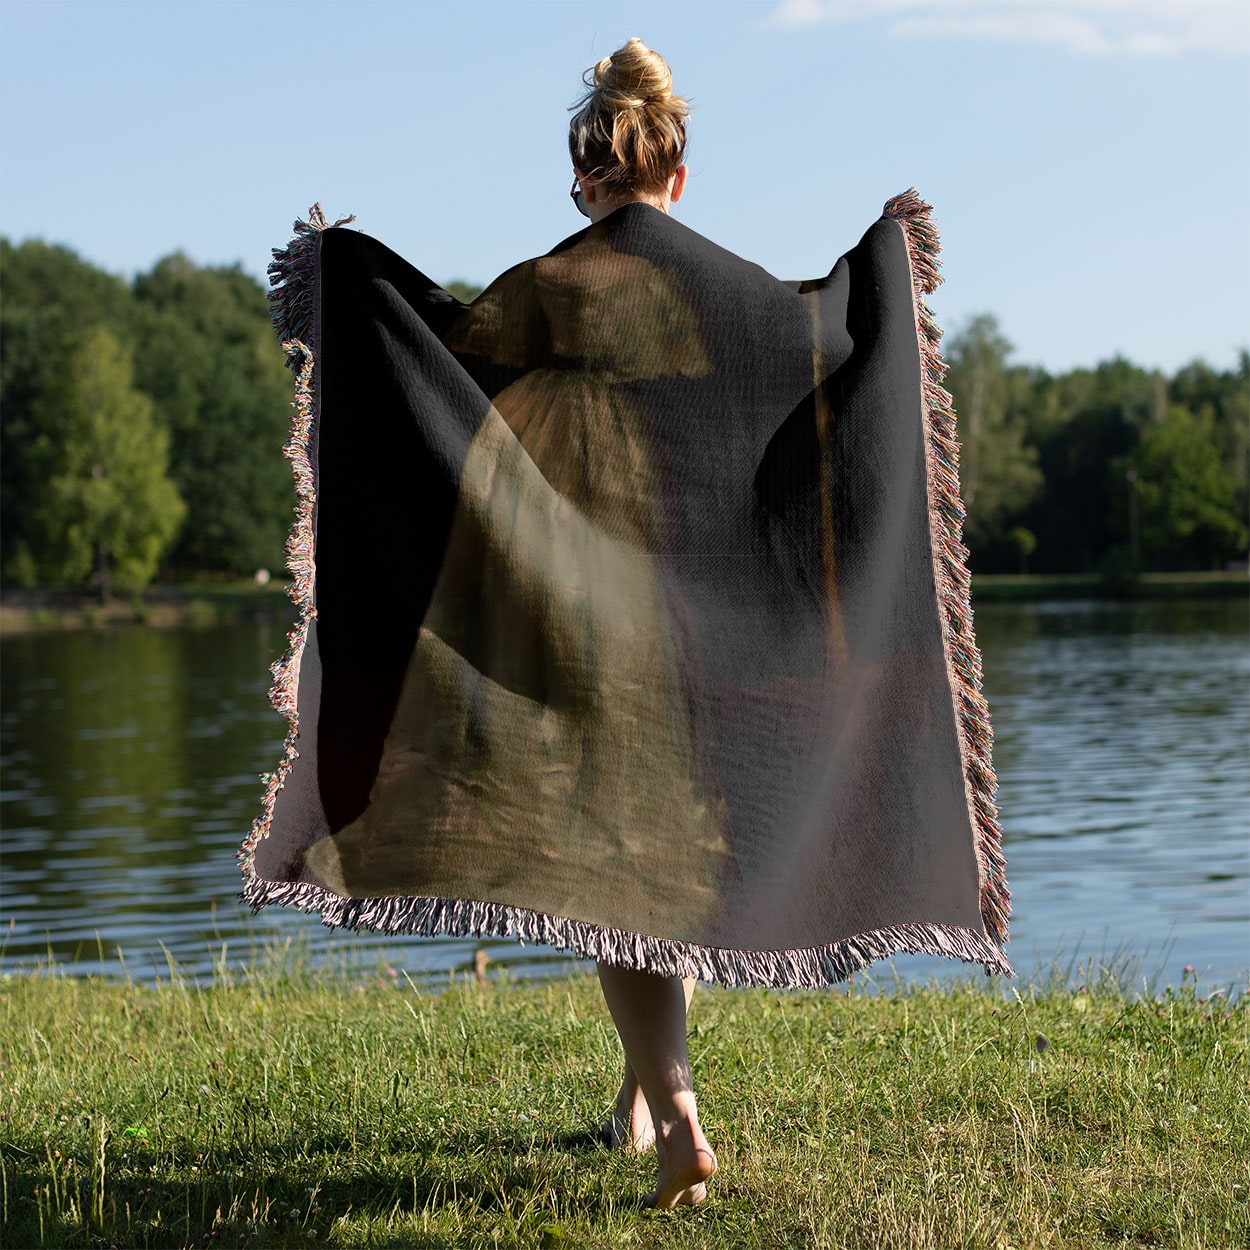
[0,581,295,634]
[1,570,1245,633]
[969,570,1248,601]
[2,965,1245,1249]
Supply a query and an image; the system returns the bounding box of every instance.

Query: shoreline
[968,569,1248,601]
[0,581,295,634]
[1,570,1245,635]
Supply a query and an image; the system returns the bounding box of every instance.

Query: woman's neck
[586,192,669,225]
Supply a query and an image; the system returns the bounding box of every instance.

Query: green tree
[1007,526,1037,574]
[131,255,292,574]
[1,239,138,579]
[1130,405,1247,569]
[1169,353,1250,545]
[445,279,483,303]
[1020,357,1159,574]
[943,315,1043,561]
[21,327,185,597]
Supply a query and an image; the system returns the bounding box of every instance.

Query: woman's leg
[595,963,717,1208]
[602,976,696,1151]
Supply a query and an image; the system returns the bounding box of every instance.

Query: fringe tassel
[265,203,355,357]
[883,188,1011,949]
[238,205,349,877]
[241,871,1014,988]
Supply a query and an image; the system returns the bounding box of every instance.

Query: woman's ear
[669,164,688,203]
[574,168,599,205]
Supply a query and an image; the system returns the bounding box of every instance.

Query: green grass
[970,571,1248,601]
[0,580,295,633]
[2,961,1246,1249]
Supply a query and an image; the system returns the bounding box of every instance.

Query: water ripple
[1,602,1246,991]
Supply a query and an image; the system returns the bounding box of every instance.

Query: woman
[566,45,718,1204]
[243,38,1010,1213]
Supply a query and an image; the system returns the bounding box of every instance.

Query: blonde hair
[568,38,689,197]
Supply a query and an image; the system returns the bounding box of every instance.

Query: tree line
[1,238,1246,595]
[945,316,1247,577]
[2,239,296,595]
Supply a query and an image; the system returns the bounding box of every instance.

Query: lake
[2,596,1246,994]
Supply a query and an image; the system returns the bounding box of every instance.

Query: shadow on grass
[6,1123,634,1249]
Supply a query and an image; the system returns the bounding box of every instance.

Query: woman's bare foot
[644,1115,717,1209]
[594,965,712,1207]
[601,1071,655,1151]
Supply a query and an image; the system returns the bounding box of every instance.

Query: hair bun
[594,36,673,109]
[569,38,689,196]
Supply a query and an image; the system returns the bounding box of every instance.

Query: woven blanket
[238,191,1012,987]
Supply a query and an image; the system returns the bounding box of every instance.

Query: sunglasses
[570,177,589,219]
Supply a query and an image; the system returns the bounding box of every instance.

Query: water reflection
[1,597,1246,991]
[967,597,1249,988]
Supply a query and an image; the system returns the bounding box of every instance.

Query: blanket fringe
[238,204,349,876]
[266,203,355,356]
[241,872,1013,988]
[883,189,1011,948]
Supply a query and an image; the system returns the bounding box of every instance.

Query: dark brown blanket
[238,191,1012,987]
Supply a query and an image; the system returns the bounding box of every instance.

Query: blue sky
[2,0,1247,375]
